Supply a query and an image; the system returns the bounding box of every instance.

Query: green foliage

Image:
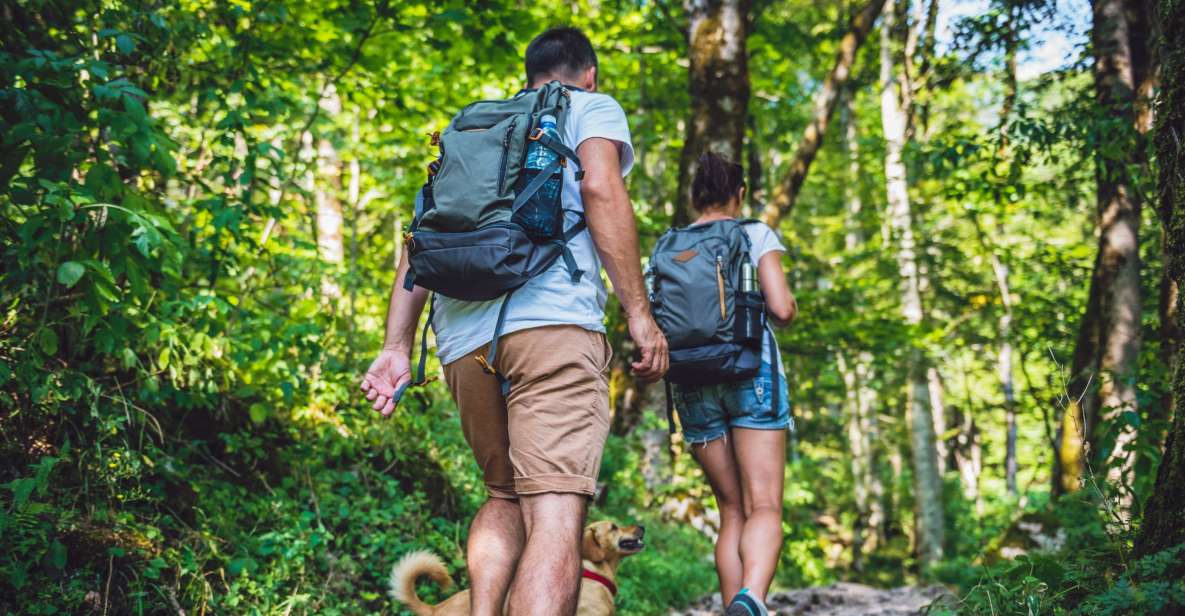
[0,0,1174,614]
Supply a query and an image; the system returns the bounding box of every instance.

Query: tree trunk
[1136,0,1184,562]
[999,0,1021,496]
[839,352,870,569]
[1093,0,1144,509]
[881,0,944,569]
[1054,0,1146,506]
[759,0,886,226]
[838,91,886,563]
[927,366,950,471]
[838,90,884,566]
[674,0,751,226]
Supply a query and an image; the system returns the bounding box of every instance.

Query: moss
[1137,0,1185,562]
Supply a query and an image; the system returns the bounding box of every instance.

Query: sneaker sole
[725,602,758,616]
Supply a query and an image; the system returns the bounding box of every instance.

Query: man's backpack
[648,219,780,432]
[403,81,587,393]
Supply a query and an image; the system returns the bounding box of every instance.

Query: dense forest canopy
[2,0,1184,614]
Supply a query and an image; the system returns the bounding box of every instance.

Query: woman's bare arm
[758,250,796,327]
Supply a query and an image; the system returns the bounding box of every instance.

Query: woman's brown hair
[691,152,745,212]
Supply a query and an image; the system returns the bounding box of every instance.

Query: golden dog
[390,520,645,616]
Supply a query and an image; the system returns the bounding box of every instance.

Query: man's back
[431,89,635,365]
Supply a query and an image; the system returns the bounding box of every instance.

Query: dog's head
[580,520,646,565]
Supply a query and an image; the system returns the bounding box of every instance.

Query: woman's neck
[695,207,738,225]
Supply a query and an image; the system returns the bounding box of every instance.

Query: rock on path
[672,583,954,616]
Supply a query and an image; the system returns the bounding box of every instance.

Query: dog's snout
[637,525,645,538]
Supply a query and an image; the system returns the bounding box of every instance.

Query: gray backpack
[403,81,587,392]
[648,219,780,432]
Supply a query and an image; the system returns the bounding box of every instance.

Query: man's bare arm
[360,245,429,415]
[578,137,668,381]
[383,247,430,353]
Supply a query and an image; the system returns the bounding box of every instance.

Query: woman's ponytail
[691,152,745,212]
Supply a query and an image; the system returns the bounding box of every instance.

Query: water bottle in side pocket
[513,115,563,239]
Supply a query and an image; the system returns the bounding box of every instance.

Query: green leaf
[49,540,67,570]
[158,347,171,369]
[116,34,135,54]
[7,478,35,509]
[249,403,267,424]
[227,557,256,576]
[56,261,85,288]
[36,328,58,355]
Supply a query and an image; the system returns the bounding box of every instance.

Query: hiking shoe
[725,588,768,616]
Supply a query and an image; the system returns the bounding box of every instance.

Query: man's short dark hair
[524,27,598,84]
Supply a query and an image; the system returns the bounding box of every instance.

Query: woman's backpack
[402,81,587,393]
[648,219,780,432]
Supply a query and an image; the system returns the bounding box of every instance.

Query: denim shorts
[673,360,793,444]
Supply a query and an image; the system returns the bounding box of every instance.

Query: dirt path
[672,583,953,615]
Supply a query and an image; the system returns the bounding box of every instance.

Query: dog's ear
[581,525,607,563]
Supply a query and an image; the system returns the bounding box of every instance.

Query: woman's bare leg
[692,436,747,603]
[731,427,786,602]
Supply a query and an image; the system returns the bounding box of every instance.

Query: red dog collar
[581,568,617,596]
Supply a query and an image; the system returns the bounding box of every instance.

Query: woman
[675,153,797,616]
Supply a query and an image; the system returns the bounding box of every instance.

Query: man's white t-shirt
[432,90,635,365]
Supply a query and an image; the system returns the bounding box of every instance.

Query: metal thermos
[741,261,757,293]
[740,261,762,341]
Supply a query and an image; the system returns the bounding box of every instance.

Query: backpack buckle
[429,130,441,146]
[529,128,544,141]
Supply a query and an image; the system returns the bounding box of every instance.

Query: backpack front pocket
[407,224,537,301]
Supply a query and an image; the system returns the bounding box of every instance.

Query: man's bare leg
[507,493,587,616]
[468,498,526,615]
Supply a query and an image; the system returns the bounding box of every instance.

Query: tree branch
[760,0,886,226]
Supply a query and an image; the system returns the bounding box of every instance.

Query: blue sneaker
[725,588,768,616]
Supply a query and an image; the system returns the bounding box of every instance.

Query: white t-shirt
[742,221,788,372]
[432,90,635,365]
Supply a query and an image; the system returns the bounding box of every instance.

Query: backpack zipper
[716,255,726,320]
[497,119,516,195]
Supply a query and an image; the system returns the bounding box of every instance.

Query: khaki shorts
[443,325,612,499]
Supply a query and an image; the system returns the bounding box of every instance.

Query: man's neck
[529,77,585,91]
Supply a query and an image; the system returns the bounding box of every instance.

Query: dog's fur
[390,520,645,616]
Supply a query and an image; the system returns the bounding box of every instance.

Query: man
[359,27,668,616]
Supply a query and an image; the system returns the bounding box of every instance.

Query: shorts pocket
[738,375,773,416]
[673,387,718,429]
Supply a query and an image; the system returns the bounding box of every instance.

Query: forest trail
[673,583,953,615]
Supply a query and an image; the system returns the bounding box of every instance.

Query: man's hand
[628,312,668,383]
[360,350,412,416]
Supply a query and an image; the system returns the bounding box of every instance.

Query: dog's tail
[389,550,453,616]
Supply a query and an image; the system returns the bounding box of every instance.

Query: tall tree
[837,88,886,568]
[759,0,886,226]
[674,0,752,226]
[997,0,1022,496]
[1137,0,1185,563]
[1055,0,1146,504]
[880,0,944,568]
